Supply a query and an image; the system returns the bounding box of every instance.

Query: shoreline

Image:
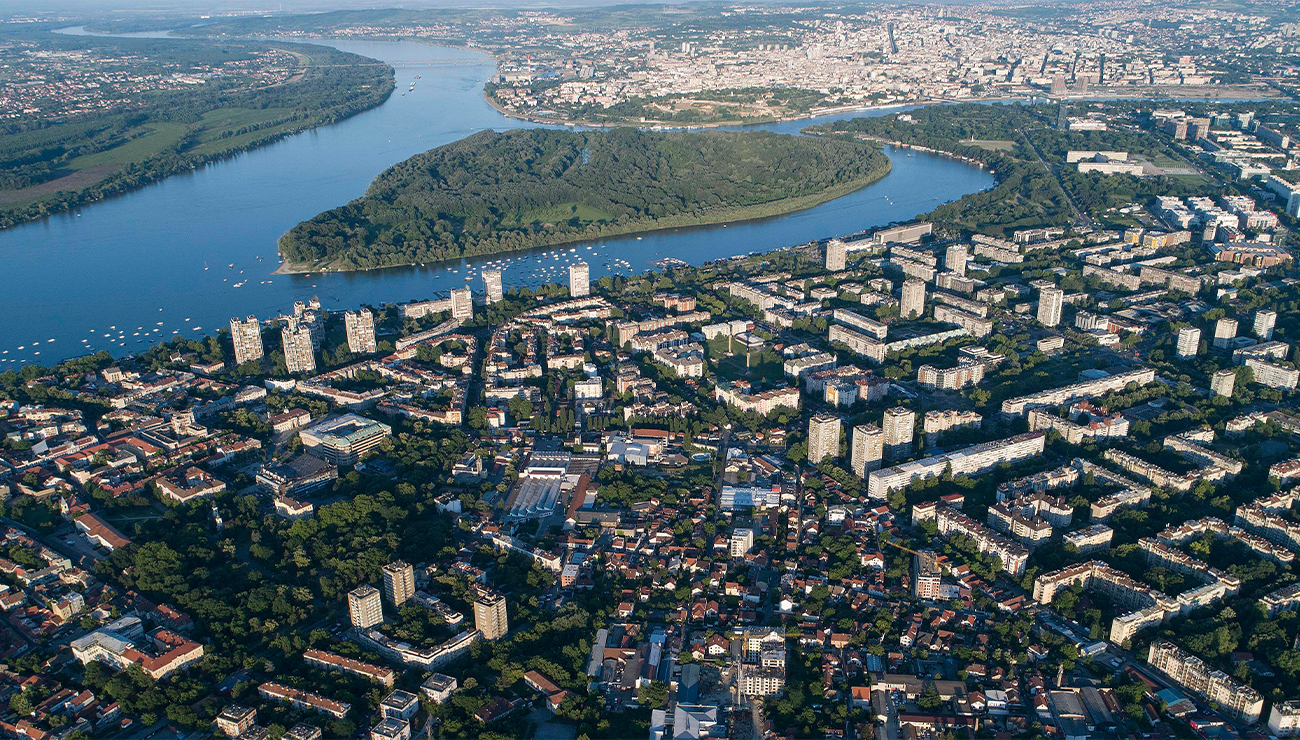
[273,156,894,275]
[479,84,1283,131]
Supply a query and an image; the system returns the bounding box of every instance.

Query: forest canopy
[277,127,891,270]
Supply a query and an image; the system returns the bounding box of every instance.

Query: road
[1017,127,1094,230]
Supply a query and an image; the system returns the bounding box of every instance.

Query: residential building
[825,239,847,271]
[450,288,473,321]
[868,432,1046,500]
[1211,369,1236,398]
[807,414,841,464]
[882,407,915,460]
[1255,309,1277,341]
[1000,368,1157,415]
[258,683,350,719]
[1245,357,1299,390]
[1147,641,1263,724]
[230,316,264,365]
[282,324,317,375]
[1176,326,1200,360]
[1213,317,1238,349]
[1037,286,1064,327]
[1269,701,1300,737]
[473,589,509,640]
[850,424,884,477]
[569,262,590,297]
[349,586,384,629]
[216,706,257,738]
[382,561,415,607]
[482,268,504,304]
[345,309,377,355]
[421,674,459,704]
[945,244,968,277]
[901,278,926,319]
[912,551,942,600]
[303,649,396,688]
[729,529,754,558]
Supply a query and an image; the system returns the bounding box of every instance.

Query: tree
[638,680,669,709]
[917,684,943,710]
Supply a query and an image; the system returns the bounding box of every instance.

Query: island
[276,127,892,272]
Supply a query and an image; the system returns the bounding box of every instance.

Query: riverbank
[481,89,939,131]
[482,83,1284,130]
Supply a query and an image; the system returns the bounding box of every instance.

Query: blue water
[0,37,993,366]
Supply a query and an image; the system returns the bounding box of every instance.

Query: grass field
[68,123,189,170]
[963,139,1016,151]
[505,201,616,227]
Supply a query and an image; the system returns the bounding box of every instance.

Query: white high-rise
[348,585,383,629]
[569,262,590,297]
[901,279,926,319]
[1255,310,1277,341]
[851,423,884,477]
[281,324,317,375]
[729,529,755,558]
[482,269,504,304]
[450,288,473,321]
[945,244,968,277]
[382,561,415,607]
[807,414,842,464]
[1214,318,1238,349]
[1037,287,1064,327]
[1211,369,1236,398]
[882,407,915,460]
[1176,326,1201,360]
[230,316,264,366]
[825,239,847,271]
[344,309,377,354]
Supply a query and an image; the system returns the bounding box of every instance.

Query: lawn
[507,201,616,227]
[963,139,1016,151]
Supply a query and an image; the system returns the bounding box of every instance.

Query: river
[0,36,994,367]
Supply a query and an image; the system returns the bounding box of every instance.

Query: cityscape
[1,2,1300,740]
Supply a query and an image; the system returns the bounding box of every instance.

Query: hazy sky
[8,0,697,18]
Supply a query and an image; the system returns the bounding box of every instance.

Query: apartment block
[850,424,884,478]
[482,268,504,304]
[349,586,383,629]
[382,561,416,607]
[230,316,265,365]
[868,433,1046,500]
[569,262,590,297]
[1147,642,1263,724]
[473,589,509,640]
[807,414,842,464]
[344,309,377,355]
[1001,368,1157,415]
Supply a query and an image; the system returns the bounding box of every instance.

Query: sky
[6,0,698,18]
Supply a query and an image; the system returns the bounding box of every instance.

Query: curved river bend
[0,38,994,366]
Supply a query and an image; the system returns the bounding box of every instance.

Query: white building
[345,309,378,355]
[482,269,504,304]
[231,316,264,365]
[1175,326,1200,360]
[807,414,841,464]
[569,261,590,297]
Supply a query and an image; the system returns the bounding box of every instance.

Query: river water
[0,36,994,367]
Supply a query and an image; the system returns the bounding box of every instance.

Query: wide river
[0,37,994,367]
